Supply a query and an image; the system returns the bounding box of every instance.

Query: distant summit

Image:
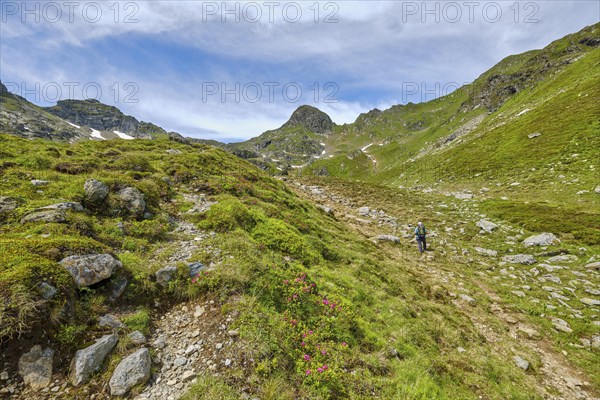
[281,105,334,135]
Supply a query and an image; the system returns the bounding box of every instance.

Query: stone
[152,337,166,350]
[357,206,370,216]
[459,294,476,304]
[194,306,205,317]
[21,210,66,224]
[547,254,577,264]
[592,335,600,349]
[109,348,151,396]
[84,179,109,203]
[38,282,58,300]
[166,149,182,155]
[551,318,573,333]
[580,298,600,307]
[584,262,600,271]
[99,314,125,329]
[476,219,498,233]
[227,330,239,338]
[474,247,498,257]
[70,333,118,386]
[31,179,49,186]
[60,254,121,287]
[114,187,146,216]
[182,370,196,382]
[517,326,540,339]
[513,356,530,371]
[511,291,526,298]
[18,345,54,389]
[522,233,558,247]
[0,196,19,214]
[527,132,541,139]
[173,357,187,368]
[155,266,178,287]
[187,262,206,278]
[109,276,128,300]
[128,331,147,345]
[316,204,334,215]
[502,254,536,265]
[39,202,84,212]
[375,235,400,243]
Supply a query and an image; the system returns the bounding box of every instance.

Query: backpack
[417,226,426,236]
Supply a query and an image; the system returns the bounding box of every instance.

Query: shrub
[198,197,260,232]
[252,219,321,266]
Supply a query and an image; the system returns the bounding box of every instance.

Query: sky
[1,1,598,142]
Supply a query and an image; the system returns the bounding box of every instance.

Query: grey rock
[357,206,370,216]
[522,233,558,247]
[502,254,536,265]
[187,262,207,278]
[474,247,498,257]
[375,235,400,243]
[38,282,57,300]
[551,318,573,333]
[84,179,109,204]
[99,314,125,329]
[181,370,196,382]
[30,180,49,187]
[316,204,334,215]
[592,335,600,349]
[127,331,146,345]
[0,196,19,214]
[109,348,151,396]
[584,262,600,270]
[109,276,128,300]
[580,298,600,307]
[173,357,188,368]
[476,219,498,233]
[546,254,577,264]
[152,336,166,350]
[513,355,530,371]
[70,333,118,386]
[166,149,182,155]
[155,266,178,287]
[115,187,146,216]
[21,210,66,224]
[39,202,84,212]
[459,294,476,304]
[60,254,121,287]
[527,132,541,139]
[18,345,54,389]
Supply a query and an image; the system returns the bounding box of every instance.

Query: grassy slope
[0,133,549,399]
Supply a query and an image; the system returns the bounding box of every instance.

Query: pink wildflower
[321,350,327,355]
[303,354,311,361]
[305,370,311,375]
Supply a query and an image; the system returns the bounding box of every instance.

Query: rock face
[476,219,498,233]
[18,345,54,389]
[502,254,536,265]
[156,266,178,287]
[20,210,66,224]
[70,333,118,386]
[115,187,146,216]
[84,179,109,204]
[523,233,558,247]
[109,348,151,396]
[281,105,334,135]
[60,254,121,287]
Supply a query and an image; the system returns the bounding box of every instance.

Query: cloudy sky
[1,1,598,142]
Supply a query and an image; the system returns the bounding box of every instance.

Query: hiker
[415,221,427,253]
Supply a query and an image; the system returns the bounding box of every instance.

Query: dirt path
[286,178,599,400]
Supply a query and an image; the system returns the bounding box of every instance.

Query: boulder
[84,179,109,203]
[21,210,66,224]
[187,262,206,278]
[155,266,178,287]
[375,235,400,243]
[0,196,19,214]
[109,348,151,396]
[70,333,118,386]
[502,254,536,265]
[357,206,370,216]
[584,262,600,271]
[115,187,146,216]
[18,345,54,389]
[513,355,530,371]
[580,298,600,307]
[109,276,128,300]
[522,233,558,247]
[546,254,577,264]
[127,331,146,345]
[551,318,572,333]
[60,254,121,287]
[474,247,498,257]
[476,219,498,233]
[316,204,334,215]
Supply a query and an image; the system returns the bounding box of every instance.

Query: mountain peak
[282,105,334,134]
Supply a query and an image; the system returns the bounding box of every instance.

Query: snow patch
[516,109,530,117]
[67,121,81,129]
[361,143,373,152]
[114,130,135,140]
[90,128,105,140]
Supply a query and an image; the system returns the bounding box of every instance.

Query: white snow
[67,122,81,129]
[113,131,135,140]
[90,128,105,140]
[516,109,530,117]
[361,143,374,152]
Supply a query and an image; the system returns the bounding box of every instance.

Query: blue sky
[1,1,598,142]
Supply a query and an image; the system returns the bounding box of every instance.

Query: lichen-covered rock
[84,179,109,204]
[20,210,66,224]
[155,266,178,287]
[502,254,536,265]
[60,254,121,287]
[114,186,146,216]
[18,345,54,389]
[375,235,400,243]
[70,333,118,386]
[522,233,558,247]
[109,348,151,396]
[476,219,498,233]
[0,196,19,214]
